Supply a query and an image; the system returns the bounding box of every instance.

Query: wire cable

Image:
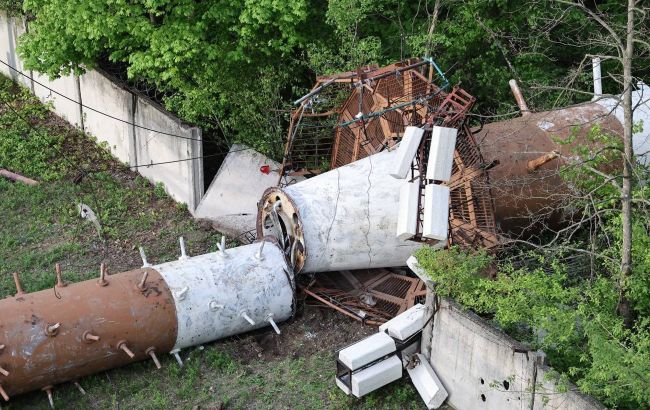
[0,58,214,143]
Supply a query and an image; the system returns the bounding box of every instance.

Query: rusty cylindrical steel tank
[474,102,623,233]
[0,239,294,402]
[0,268,177,397]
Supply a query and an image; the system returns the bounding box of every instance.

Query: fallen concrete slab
[194,144,287,237]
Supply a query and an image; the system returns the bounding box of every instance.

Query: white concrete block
[426,126,457,182]
[422,184,449,241]
[339,332,396,371]
[80,70,133,163]
[351,355,403,398]
[407,353,448,409]
[396,181,420,240]
[195,144,285,236]
[390,126,424,179]
[379,303,427,341]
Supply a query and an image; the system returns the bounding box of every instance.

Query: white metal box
[426,126,457,182]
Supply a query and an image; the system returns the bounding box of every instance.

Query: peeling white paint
[155,241,294,350]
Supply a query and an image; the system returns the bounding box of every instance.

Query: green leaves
[0,78,67,180]
[415,240,650,409]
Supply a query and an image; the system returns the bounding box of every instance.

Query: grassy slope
[0,75,425,409]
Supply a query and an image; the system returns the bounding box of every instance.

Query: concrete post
[420,282,436,360]
[128,93,138,170]
[75,75,84,131]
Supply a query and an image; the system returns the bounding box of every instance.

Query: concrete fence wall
[0,11,203,211]
[424,298,605,410]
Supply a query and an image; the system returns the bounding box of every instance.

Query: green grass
[0,74,428,409]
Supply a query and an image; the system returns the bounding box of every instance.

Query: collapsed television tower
[3,58,649,405]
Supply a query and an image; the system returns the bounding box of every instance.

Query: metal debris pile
[281,58,498,322]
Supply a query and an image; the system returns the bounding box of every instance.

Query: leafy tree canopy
[15,0,647,156]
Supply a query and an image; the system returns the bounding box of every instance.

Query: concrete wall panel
[0,11,11,78]
[426,299,605,410]
[0,12,30,89]
[194,144,280,235]
[80,70,133,163]
[32,73,82,126]
[1,14,204,213]
[134,97,200,209]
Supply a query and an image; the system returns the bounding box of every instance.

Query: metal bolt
[240,311,256,326]
[266,313,281,335]
[74,381,86,395]
[178,237,189,261]
[55,263,67,288]
[97,263,108,287]
[139,247,151,267]
[175,286,189,301]
[0,366,9,377]
[254,241,266,261]
[43,385,54,409]
[0,344,5,354]
[45,323,61,337]
[0,383,9,401]
[117,341,135,359]
[146,347,162,370]
[82,331,100,343]
[137,271,149,292]
[217,236,228,257]
[170,349,183,367]
[12,272,24,295]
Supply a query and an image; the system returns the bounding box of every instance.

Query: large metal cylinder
[257,148,444,273]
[0,268,177,397]
[475,103,623,233]
[0,240,293,401]
[156,240,294,351]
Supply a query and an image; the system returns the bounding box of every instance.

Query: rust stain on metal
[0,267,177,397]
[474,102,624,233]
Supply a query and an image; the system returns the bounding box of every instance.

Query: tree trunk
[617,0,635,325]
[425,0,442,56]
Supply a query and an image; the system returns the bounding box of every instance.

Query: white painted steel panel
[155,241,294,350]
[335,377,351,395]
[339,332,396,371]
[426,127,457,182]
[407,353,448,409]
[423,184,450,241]
[351,355,403,397]
[396,181,420,240]
[379,303,427,341]
[390,126,424,179]
[283,149,444,273]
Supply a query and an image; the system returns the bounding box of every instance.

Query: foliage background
[7,0,649,158]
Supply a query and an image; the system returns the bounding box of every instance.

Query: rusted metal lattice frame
[279,58,443,182]
[286,59,499,324]
[302,269,427,325]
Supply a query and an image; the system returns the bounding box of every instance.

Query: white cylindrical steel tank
[155,240,294,351]
[258,148,444,273]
